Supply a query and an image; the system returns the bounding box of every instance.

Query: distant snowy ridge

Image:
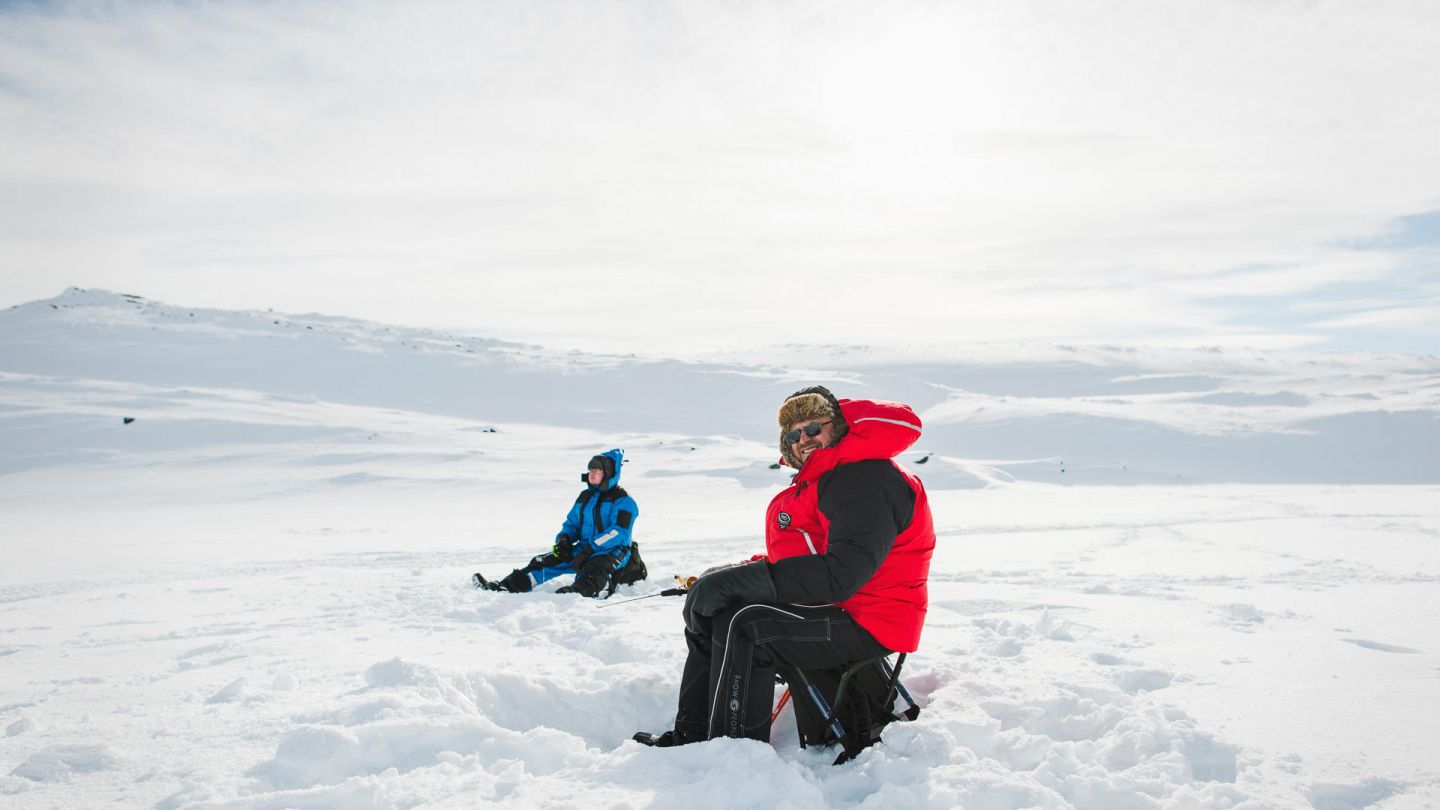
[3,287,1437,484]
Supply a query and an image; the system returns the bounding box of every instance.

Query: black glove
[553,535,574,558]
[571,546,593,570]
[682,561,777,635]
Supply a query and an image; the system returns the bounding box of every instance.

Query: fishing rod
[597,576,697,608]
[597,587,687,607]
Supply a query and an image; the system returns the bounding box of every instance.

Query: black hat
[587,454,615,479]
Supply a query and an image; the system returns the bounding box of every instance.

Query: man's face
[587,466,606,486]
[787,419,835,464]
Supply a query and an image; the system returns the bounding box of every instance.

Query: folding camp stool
[775,652,921,765]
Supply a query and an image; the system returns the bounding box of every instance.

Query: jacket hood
[788,399,921,482]
[589,448,625,490]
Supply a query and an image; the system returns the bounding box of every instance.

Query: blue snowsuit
[519,448,639,593]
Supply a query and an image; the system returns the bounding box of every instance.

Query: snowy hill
[1,288,1437,808]
[3,287,1437,484]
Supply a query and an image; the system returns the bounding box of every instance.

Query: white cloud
[1,0,1438,354]
[1311,301,1440,332]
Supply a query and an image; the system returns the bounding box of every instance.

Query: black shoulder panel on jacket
[575,489,591,504]
[771,459,915,605]
[817,459,914,535]
[602,486,629,503]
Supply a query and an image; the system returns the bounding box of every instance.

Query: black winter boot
[556,580,599,597]
[498,569,533,593]
[632,731,677,747]
[472,573,502,591]
[563,555,618,597]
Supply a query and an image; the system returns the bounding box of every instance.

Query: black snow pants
[672,603,890,744]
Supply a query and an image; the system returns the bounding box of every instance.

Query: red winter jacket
[762,398,935,652]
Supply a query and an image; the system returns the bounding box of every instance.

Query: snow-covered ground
[1,290,1437,808]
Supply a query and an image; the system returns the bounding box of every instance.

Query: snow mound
[10,744,121,782]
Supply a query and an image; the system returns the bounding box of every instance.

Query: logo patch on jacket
[777,512,791,529]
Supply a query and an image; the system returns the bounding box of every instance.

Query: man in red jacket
[635,385,935,747]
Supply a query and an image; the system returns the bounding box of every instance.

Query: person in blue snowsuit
[472,449,640,597]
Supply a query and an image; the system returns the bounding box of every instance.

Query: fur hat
[777,385,848,468]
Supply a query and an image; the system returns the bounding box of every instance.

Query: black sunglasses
[785,421,830,445]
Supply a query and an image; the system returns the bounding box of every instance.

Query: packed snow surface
[1,290,1437,808]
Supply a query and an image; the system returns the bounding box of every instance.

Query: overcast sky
[2,0,1438,356]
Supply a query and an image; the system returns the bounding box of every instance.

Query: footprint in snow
[1090,652,1137,667]
[1114,667,1174,694]
[1306,777,1405,810]
[1217,602,1296,631]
